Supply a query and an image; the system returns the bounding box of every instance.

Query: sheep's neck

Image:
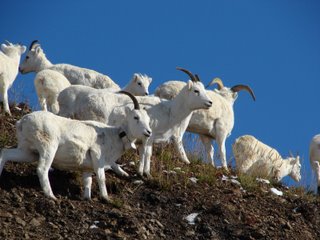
[276,160,291,178]
[37,54,53,72]
[169,91,192,126]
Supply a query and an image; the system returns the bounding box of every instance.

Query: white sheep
[154,78,255,169]
[0,92,152,201]
[19,40,120,89]
[309,134,320,194]
[121,73,152,96]
[0,41,26,115]
[232,135,301,182]
[34,69,71,113]
[58,67,213,176]
[34,71,151,114]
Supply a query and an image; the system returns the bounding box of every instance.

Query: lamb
[121,73,152,96]
[0,41,26,115]
[58,67,213,176]
[232,135,301,182]
[19,40,120,89]
[309,134,320,194]
[0,92,152,201]
[154,78,255,169]
[34,71,151,114]
[34,69,71,113]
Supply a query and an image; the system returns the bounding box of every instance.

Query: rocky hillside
[0,105,320,239]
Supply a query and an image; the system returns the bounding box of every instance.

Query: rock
[30,218,42,227]
[15,217,26,226]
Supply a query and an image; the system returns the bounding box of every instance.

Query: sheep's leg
[0,148,36,176]
[90,151,109,201]
[111,163,129,177]
[172,135,190,164]
[216,133,228,170]
[37,147,58,200]
[199,134,214,166]
[138,144,146,177]
[82,172,93,200]
[1,85,10,115]
[143,143,153,177]
[38,96,48,112]
[51,100,60,115]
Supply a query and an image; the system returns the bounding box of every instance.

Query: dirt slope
[0,105,319,240]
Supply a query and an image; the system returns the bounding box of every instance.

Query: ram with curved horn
[154,76,255,170]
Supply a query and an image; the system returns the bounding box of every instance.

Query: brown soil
[0,105,320,240]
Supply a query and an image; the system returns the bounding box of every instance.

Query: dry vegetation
[0,104,320,239]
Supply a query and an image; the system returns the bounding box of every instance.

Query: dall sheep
[34,69,71,113]
[232,135,301,182]
[19,40,120,89]
[309,134,320,194]
[0,41,26,115]
[154,78,255,169]
[35,71,151,114]
[0,92,152,201]
[58,67,213,176]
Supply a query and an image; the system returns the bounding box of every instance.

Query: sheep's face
[19,46,43,74]
[185,80,212,110]
[129,74,152,96]
[126,108,152,139]
[289,156,301,182]
[1,42,26,57]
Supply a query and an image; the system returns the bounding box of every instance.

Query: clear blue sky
[2,0,320,189]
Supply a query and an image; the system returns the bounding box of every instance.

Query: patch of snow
[230,175,238,179]
[184,213,199,225]
[221,175,229,181]
[189,177,198,183]
[256,178,270,184]
[90,222,99,229]
[129,161,135,166]
[270,187,283,196]
[231,179,241,186]
[133,180,144,185]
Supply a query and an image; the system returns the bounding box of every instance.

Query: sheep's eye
[138,82,142,86]
[194,90,199,94]
[134,116,139,120]
[26,56,29,60]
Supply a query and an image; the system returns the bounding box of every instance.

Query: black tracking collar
[119,131,126,139]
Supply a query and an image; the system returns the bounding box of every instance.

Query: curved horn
[231,85,256,101]
[29,40,39,50]
[206,77,224,90]
[194,74,201,82]
[176,67,197,82]
[4,40,12,46]
[118,91,140,110]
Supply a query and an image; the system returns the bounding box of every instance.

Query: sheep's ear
[187,80,193,91]
[124,106,131,116]
[1,44,8,51]
[21,45,26,54]
[148,77,152,83]
[35,46,42,55]
[133,74,138,82]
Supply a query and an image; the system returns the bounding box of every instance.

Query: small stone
[15,217,26,226]
[186,230,195,237]
[30,218,42,227]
